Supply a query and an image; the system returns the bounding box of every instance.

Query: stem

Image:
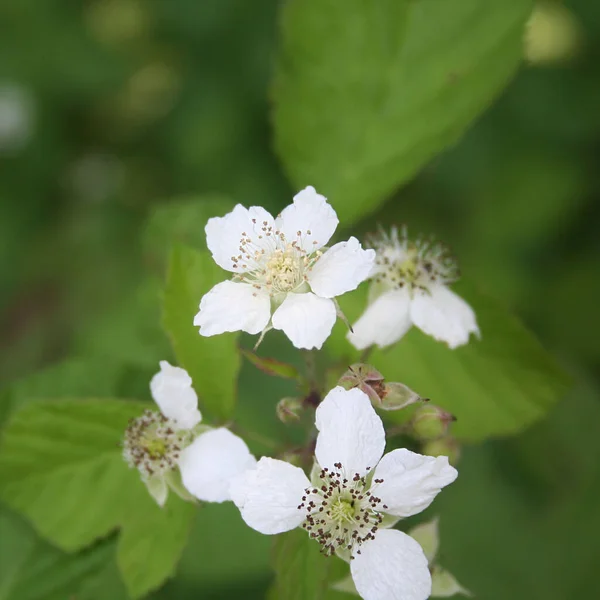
[360,346,374,364]
[303,349,319,392]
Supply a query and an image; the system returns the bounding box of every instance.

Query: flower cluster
[121,186,478,600]
[231,387,457,600]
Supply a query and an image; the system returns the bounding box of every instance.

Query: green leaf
[0,507,123,600]
[272,529,341,600]
[163,245,241,422]
[0,357,126,426]
[117,493,195,599]
[143,195,234,273]
[74,278,170,370]
[328,281,570,441]
[0,399,195,598]
[241,349,301,380]
[273,0,532,224]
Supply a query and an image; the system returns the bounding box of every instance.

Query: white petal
[205,204,276,273]
[178,428,256,503]
[275,186,339,250]
[372,449,458,518]
[194,280,271,336]
[146,475,168,507]
[150,360,201,429]
[230,457,310,535]
[308,237,376,298]
[351,529,431,600]
[410,285,480,349]
[272,292,336,350]
[347,290,412,350]
[315,386,385,477]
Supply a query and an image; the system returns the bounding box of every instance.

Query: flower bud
[338,364,387,405]
[411,405,455,440]
[378,381,423,411]
[422,437,461,466]
[276,397,303,423]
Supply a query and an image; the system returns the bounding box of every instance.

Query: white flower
[150,360,202,430]
[230,387,458,600]
[194,186,376,350]
[123,360,255,506]
[348,227,480,350]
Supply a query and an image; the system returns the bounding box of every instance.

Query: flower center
[369,226,458,293]
[264,246,305,293]
[123,410,193,479]
[298,462,387,558]
[330,498,356,524]
[231,221,322,296]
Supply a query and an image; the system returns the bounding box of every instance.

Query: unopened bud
[276,397,303,423]
[338,364,386,405]
[379,382,423,411]
[412,405,455,440]
[422,437,461,466]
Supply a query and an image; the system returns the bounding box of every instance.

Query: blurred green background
[1,0,599,598]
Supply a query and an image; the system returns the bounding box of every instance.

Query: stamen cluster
[123,409,193,479]
[231,220,322,296]
[369,226,458,292]
[298,462,388,558]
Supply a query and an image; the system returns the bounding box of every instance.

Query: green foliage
[163,246,241,422]
[73,279,170,370]
[241,349,301,381]
[117,494,195,599]
[0,508,122,600]
[0,358,126,426]
[273,0,532,224]
[143,195,234,273]
[271,529,343,600]
[0,399,194,598]
[329,281,570,441]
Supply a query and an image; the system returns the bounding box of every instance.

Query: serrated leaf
[273,0,532,224]
[0,399,195,599]
[0,507,122,600]
[163,245,241,422]
[0,357,126,426]
[328,280,570,441]
[272,529,340,600]
[241,349,301,380]
[117,492,195,599]
[143,195,234,273]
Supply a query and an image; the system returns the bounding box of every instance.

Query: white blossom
[348,227,480,350]
[123,361,254,506]
[230,387,457,600]
[194,186,375,350]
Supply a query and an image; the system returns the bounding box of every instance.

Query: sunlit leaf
[327,281,570,441]
[163,246,241,422]
[273,0,532,224]
[0,399,195,599]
